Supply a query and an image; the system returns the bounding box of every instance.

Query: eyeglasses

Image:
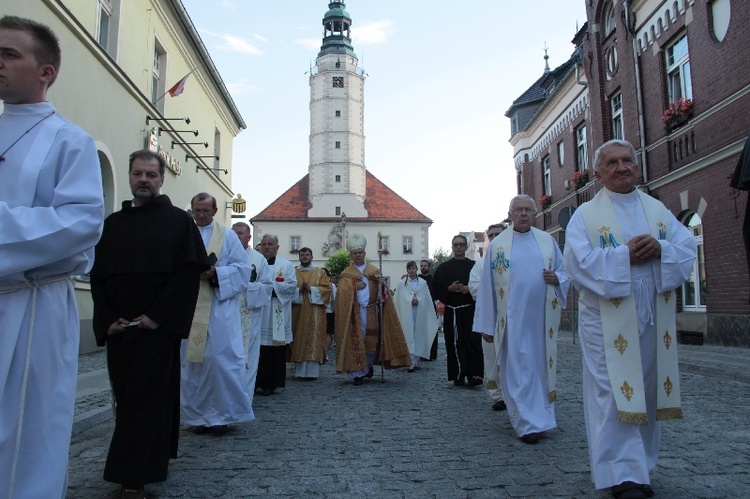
[512,207,535,214]
[452,243,467,247]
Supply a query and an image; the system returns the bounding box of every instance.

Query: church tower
[307,1,367,218]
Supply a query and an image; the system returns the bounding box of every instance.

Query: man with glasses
[474,195,568,444]
[432,235,483,387]
[182,193,253,435]
[564,140,695,498]
[469,221,510,411]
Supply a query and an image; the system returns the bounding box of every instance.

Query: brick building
[507,0,750,346]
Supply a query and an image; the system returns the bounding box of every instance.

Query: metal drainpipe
[625,0,649,183]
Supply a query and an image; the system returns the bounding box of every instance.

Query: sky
[179,0,587,255]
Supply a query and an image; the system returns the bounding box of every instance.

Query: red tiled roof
[251,171,432,223]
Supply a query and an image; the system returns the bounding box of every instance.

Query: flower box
[662,98,694,132]
[571,170,589,190]
[538,194,552,209]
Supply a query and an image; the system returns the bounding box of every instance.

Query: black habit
[432,258,484,382]
[90,195,208,487]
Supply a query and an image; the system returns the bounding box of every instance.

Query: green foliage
[324,250,351,276]
[429,247,452,270]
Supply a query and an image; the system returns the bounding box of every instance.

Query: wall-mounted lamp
[158,127,199,137]
[172,141,208,149]
[195,164,228,175]
[146,115,191,125]
[186,154,219,162]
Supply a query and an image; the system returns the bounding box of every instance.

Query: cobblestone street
[67,332,750,498]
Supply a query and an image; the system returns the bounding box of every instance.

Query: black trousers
[257,345,287,390]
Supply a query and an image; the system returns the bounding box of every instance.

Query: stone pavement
[67,332,750,498]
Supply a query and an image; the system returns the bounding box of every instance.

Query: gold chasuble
[489,227,562,402]
[290,266,332,363]
[334,263,411,374]
[580,189,682,425]
[187,221,226,363]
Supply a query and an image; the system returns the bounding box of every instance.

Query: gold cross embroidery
[663,330,672,350]
[611,297,623,308]
[621,380,634,401]
[614,333,628,355]
[664,376,673,396]
[500,317,505,329]
[499,287,505,300]
[548,327,554,340]
[551,297,558,310]
[663,290,672,304]
[548,356,554,369]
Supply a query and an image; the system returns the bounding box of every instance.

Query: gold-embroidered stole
[581,189,682,424]
[187,221,226,363]
[490,227,561,402]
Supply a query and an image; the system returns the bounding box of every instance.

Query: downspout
[624,0,649,183]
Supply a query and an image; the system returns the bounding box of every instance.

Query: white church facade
[251,1,431,281]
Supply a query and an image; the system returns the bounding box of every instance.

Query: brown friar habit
[334,262,411,374]
[90,194,208,487]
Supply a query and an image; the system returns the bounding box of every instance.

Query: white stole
[581,189,682,424]
[489,226,562,402]
[187,222,226,362]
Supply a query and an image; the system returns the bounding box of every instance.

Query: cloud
[353,20,394,45]
[254,34,268,43]
[198,29,263,55]
[296,38,321,51]
[226,79,257,95]
[219,0,235,9]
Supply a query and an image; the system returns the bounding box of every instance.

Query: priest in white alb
[563,140,696,499]
[473,195,568,445]
[257,234,297,396]
[0,16,104,497]
[181,193,253,435]
[232,222,273,407]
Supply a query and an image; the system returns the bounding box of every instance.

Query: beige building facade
[2,0,246,352]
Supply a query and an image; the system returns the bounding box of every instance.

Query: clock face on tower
[332,77,344,88]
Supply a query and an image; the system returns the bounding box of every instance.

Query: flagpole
[154,65,202,104]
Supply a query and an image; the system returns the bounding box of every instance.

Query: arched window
[681,212,706,310]
[603,1,617,37]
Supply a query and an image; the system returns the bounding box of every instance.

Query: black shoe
[453,379,465,386]
[353,377,363,386]
[467,376,483,387]
[519,432,541,444]
[611,481,648,499]
[192,426,211,434]
[212,425,230,435]
[492,399,507,411]
[260,388,275,396]
[365,367,374,378]
[640,485,654,497]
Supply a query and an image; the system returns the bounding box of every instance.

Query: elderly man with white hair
[473,194,568,444]
[563,139,696,499]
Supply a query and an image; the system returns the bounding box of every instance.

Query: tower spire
[319,1,356,58]
[544,43,550,74]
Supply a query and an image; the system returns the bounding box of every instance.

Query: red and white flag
[167,67,199,97]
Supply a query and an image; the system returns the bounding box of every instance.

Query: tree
[429,247,452,271]
[324,249,351,276]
